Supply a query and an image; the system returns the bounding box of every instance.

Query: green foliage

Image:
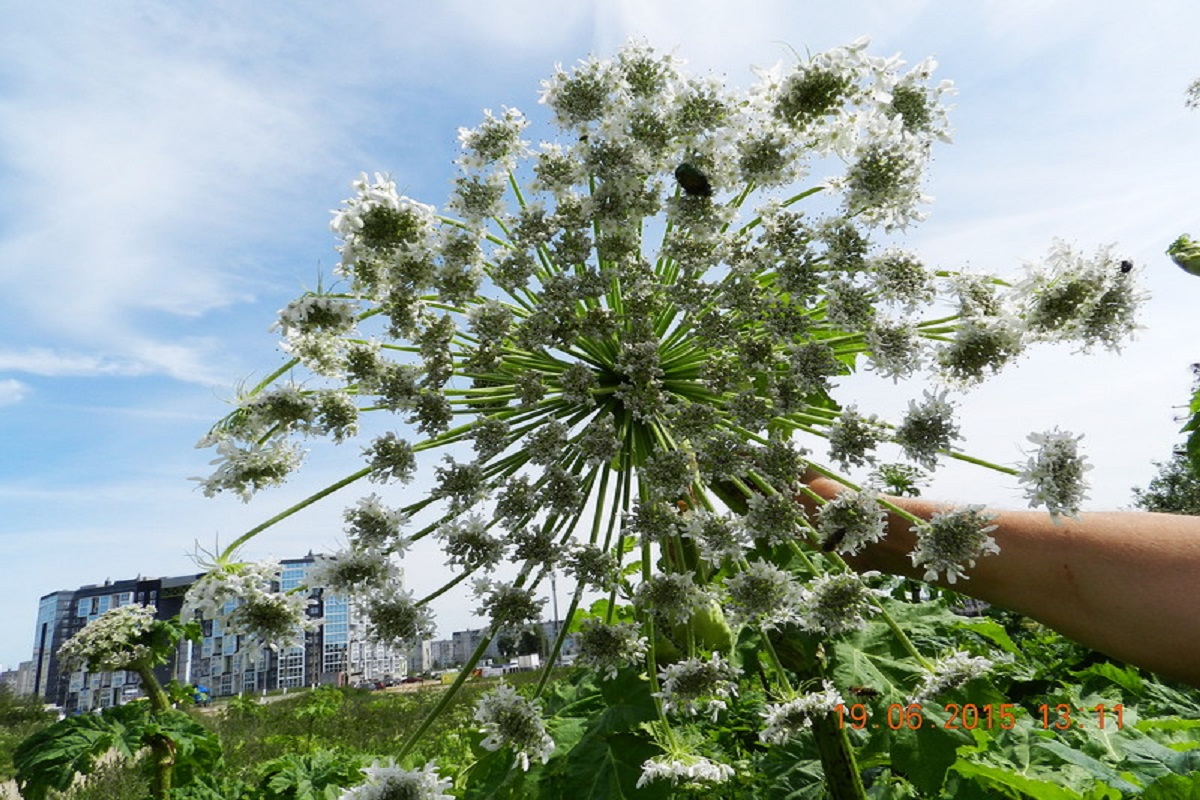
[0,684,55,781]
[1132,450,1200,514]
[12,701,219,800]
[255,750,366,800]
[1185,363,1200,474]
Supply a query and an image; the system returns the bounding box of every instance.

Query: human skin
[803,475,1200,687]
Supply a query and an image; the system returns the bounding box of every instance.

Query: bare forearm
[830,487,1200,686]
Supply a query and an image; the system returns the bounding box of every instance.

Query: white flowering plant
[17,607,214,800]
[193,41,1158,798]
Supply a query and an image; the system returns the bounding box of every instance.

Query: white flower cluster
[760,681,845,745]
[637,754,735,789]
[1018,429,1091,517]
[58,603,157,672]
[910,651,993,704]
[474,683,556,771]
[816,486,888,555]
[193,439,304,502]
[910,506,1000,584]
[184,560,316,656]
[330,172,438,274]
[655,653,740,721]
[362,587,436,647]
[336,760,452,800]
[799,572,885,636]
[723,560,805,629]
[192,43,1148,769]
[574,619,648,679]
[306,547,399,595]
[1016,239,1145,351]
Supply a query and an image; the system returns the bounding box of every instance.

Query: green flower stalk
[195,39,1144,795]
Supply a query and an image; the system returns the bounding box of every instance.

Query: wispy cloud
[0,378,28,406]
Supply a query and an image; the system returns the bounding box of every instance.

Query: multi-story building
[36,575,201,714]
[32,556,410,713]
[420,620,576,672]
[30,590,73,703]
[0,661,36,696]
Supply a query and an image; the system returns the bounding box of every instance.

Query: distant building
[419,619,577,672]
[0,661,35,696]
[31,556,410,713]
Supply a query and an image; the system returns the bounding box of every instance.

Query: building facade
[32,556,410,713]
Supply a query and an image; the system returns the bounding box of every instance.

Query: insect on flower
[674,162,713,196]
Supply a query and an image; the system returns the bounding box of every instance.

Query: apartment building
[31,556,409,713]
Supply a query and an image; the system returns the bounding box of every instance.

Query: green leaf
[1073,662,1144,696]
[889,708,972,796]
[957,618,1020,656]
[951,760,1082,800]
[1142,771,1200,800]
[256,750,364,800]
[13,709,141,800]
[555,668,667,800]
[559,731,667,800]
[1035,739,1142,794]
[463,746,539,800]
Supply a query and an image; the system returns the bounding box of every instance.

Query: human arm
[804,475,1200,687]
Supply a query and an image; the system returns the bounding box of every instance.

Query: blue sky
[2,0,1199,669]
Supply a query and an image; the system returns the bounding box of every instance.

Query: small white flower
[724,560,805,629]
[363,587,436,646]
[799,571,884,636]
[193,439,305,502]
[682,510,749,564]
[816,486,888,555]
[633,572,709,627]
[306,547,399,595]
[894,388,960,470]
[184,560,316,657]
[343,494,410,551]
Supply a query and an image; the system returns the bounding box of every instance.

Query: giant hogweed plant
[191,41,1146,797]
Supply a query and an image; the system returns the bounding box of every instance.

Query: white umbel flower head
[1018,428,1091,518]
[799,571,885,636]
[58,604,157,672]
[760,681,845,744]
[574,619,648,679]
[654,653,740,721]
[910,651,993,704]
[909,507,999,584]
[336,760,452,800]
[474,683,555,771]
[724,560,805,629]
[637,754,735,789]
[183,560,316,656]
[816,486,888,555]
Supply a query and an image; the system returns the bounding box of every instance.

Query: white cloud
[0,378,29,406]
[0,342,236,385]
[0,348,154,377]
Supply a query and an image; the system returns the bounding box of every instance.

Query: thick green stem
[135,664,174,800]
[770,635,867,800]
